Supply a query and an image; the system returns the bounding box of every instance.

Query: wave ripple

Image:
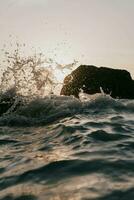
[0,94,134,199]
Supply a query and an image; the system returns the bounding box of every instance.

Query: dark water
[0,94,134,200]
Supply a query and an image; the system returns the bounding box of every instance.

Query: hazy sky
[0,0,134,75]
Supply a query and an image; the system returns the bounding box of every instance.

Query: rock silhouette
[60,65,134,99]
[0,87,23,116]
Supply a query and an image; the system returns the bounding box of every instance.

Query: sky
[0,0,134,76]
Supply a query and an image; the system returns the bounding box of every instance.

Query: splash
[78,87,107,102]
[0,43,78,98]
[1,46,54,97]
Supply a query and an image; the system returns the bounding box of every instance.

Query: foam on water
[0,85,134,127]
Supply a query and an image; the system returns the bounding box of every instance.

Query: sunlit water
[0,49,134,200]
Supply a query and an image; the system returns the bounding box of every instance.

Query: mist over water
[0,45,134,200]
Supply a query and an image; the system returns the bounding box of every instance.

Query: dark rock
[60,65,134,99]
[0,87,23,116]
[0,88,15,115]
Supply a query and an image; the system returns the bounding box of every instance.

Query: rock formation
[60,65,134,99]
[0,87,23,116]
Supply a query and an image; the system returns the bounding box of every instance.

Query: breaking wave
[0,90,134,126]
[0,45,134,200]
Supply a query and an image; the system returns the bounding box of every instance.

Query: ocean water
[0,49,134,200]
[0,93,134,200]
